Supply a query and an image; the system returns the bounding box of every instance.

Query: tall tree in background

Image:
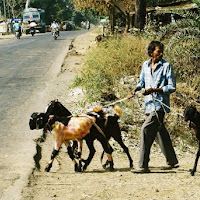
[30,0,74,24]
[73,0,135,32]
[134,0,146,30]
[1,0,25,18]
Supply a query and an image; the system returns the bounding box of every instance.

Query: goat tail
[100,151,105,164]
[114,105,123,118]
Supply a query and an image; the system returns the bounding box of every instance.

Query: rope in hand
[151,94,184,118]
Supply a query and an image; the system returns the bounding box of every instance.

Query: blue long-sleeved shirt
[13,23,21,31]
[136,59,176,114]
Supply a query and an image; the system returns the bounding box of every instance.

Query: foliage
[147,0,189,6]
[72,8,199,146]
[0,0,25,18]
[142,10,200,93]
[72,35,149,102]
[73,0,136,30]
[0,0,92,26]
[192,0,200,8]
[30,0,74,24]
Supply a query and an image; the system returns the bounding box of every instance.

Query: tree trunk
[109,6,115,34]
[134,0,146,30]
[125,11,130,33]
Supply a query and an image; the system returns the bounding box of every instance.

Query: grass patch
[72,35,149,103]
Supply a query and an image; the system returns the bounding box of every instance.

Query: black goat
[29,100,114,172]
[184,105,200,176]
[46,100,133,170]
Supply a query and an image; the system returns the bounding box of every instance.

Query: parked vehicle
[62,21,75,31]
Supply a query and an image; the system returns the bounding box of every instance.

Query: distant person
[127,41,178,172]
[63,23,66,31]
[86,19,90,30]
[13,21,22,36]
[29,20,37,28]
[51,21,59,36]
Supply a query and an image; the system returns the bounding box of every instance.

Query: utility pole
[3,0,7,20]
[25,0,30,9]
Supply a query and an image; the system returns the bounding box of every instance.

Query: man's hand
[142,88,163,95]
[127,92,134,99]
[142,88,154,95]
[127,88,138,99]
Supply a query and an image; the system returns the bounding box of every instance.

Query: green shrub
[72,36,149,102]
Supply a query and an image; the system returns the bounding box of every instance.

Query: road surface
[0,30,86,200]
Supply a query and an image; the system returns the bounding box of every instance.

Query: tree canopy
[1,0,198,26]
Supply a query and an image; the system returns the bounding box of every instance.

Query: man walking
[127,41,178,172]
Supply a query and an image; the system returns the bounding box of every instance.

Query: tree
[30,0,74,24]
[134,0,146,30]
[73,0,135,32]
[2,0,25,19]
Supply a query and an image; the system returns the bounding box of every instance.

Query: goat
[29,100,114,172]
[95,34,105,46]
[184,105,200,176]
[90,105,133,169]
[30,112,81,172]
[44,100,133,170]
[45,115,96,172]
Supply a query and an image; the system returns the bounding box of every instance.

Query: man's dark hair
[147,41,164,57]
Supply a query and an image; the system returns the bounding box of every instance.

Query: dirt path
[22,31,200,200]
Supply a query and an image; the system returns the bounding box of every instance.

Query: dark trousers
[138,110,178,168]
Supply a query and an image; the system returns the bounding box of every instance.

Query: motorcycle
[15,30,20,39]
[30,27,35,36]
[52,28,59,40]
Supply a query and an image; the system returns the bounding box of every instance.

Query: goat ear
[31,112,38,118]
[93,105,103,112]
[114,106,123,117]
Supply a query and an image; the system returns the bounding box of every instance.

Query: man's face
[151,46,163,63]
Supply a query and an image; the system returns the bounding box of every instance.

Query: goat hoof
[108,161,114,171]
[45,163,52,172]
[74,163,79,172]
[83,164,87,171]
[130,162,134,168]
[102,160,109,169]
[110,168,114,172]
[77,167,82,172]
[190,171,195,176]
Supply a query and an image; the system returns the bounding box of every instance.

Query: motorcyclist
[51,21,59,36]
[13,21,22,36]
[29,20,37,28]
[29,20,37,35]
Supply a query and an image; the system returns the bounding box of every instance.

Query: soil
[22,31,200,200]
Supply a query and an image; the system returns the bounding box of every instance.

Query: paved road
[0,30,86,200]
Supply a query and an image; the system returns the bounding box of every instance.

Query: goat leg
[102,159,109,169]
[108,160,114,171]
[66,145,80,172]
[83,140,96,171]
[190,145,200,176]
[76,139,83,172]
[116,138,134,168]
[106,154,114,171]
[45,148,60,172]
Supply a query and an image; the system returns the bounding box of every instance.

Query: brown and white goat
[29,107,114,172]
[44,115,96,172]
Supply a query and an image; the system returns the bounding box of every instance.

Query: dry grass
[71,28,199,147]
[72,35,149,102]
